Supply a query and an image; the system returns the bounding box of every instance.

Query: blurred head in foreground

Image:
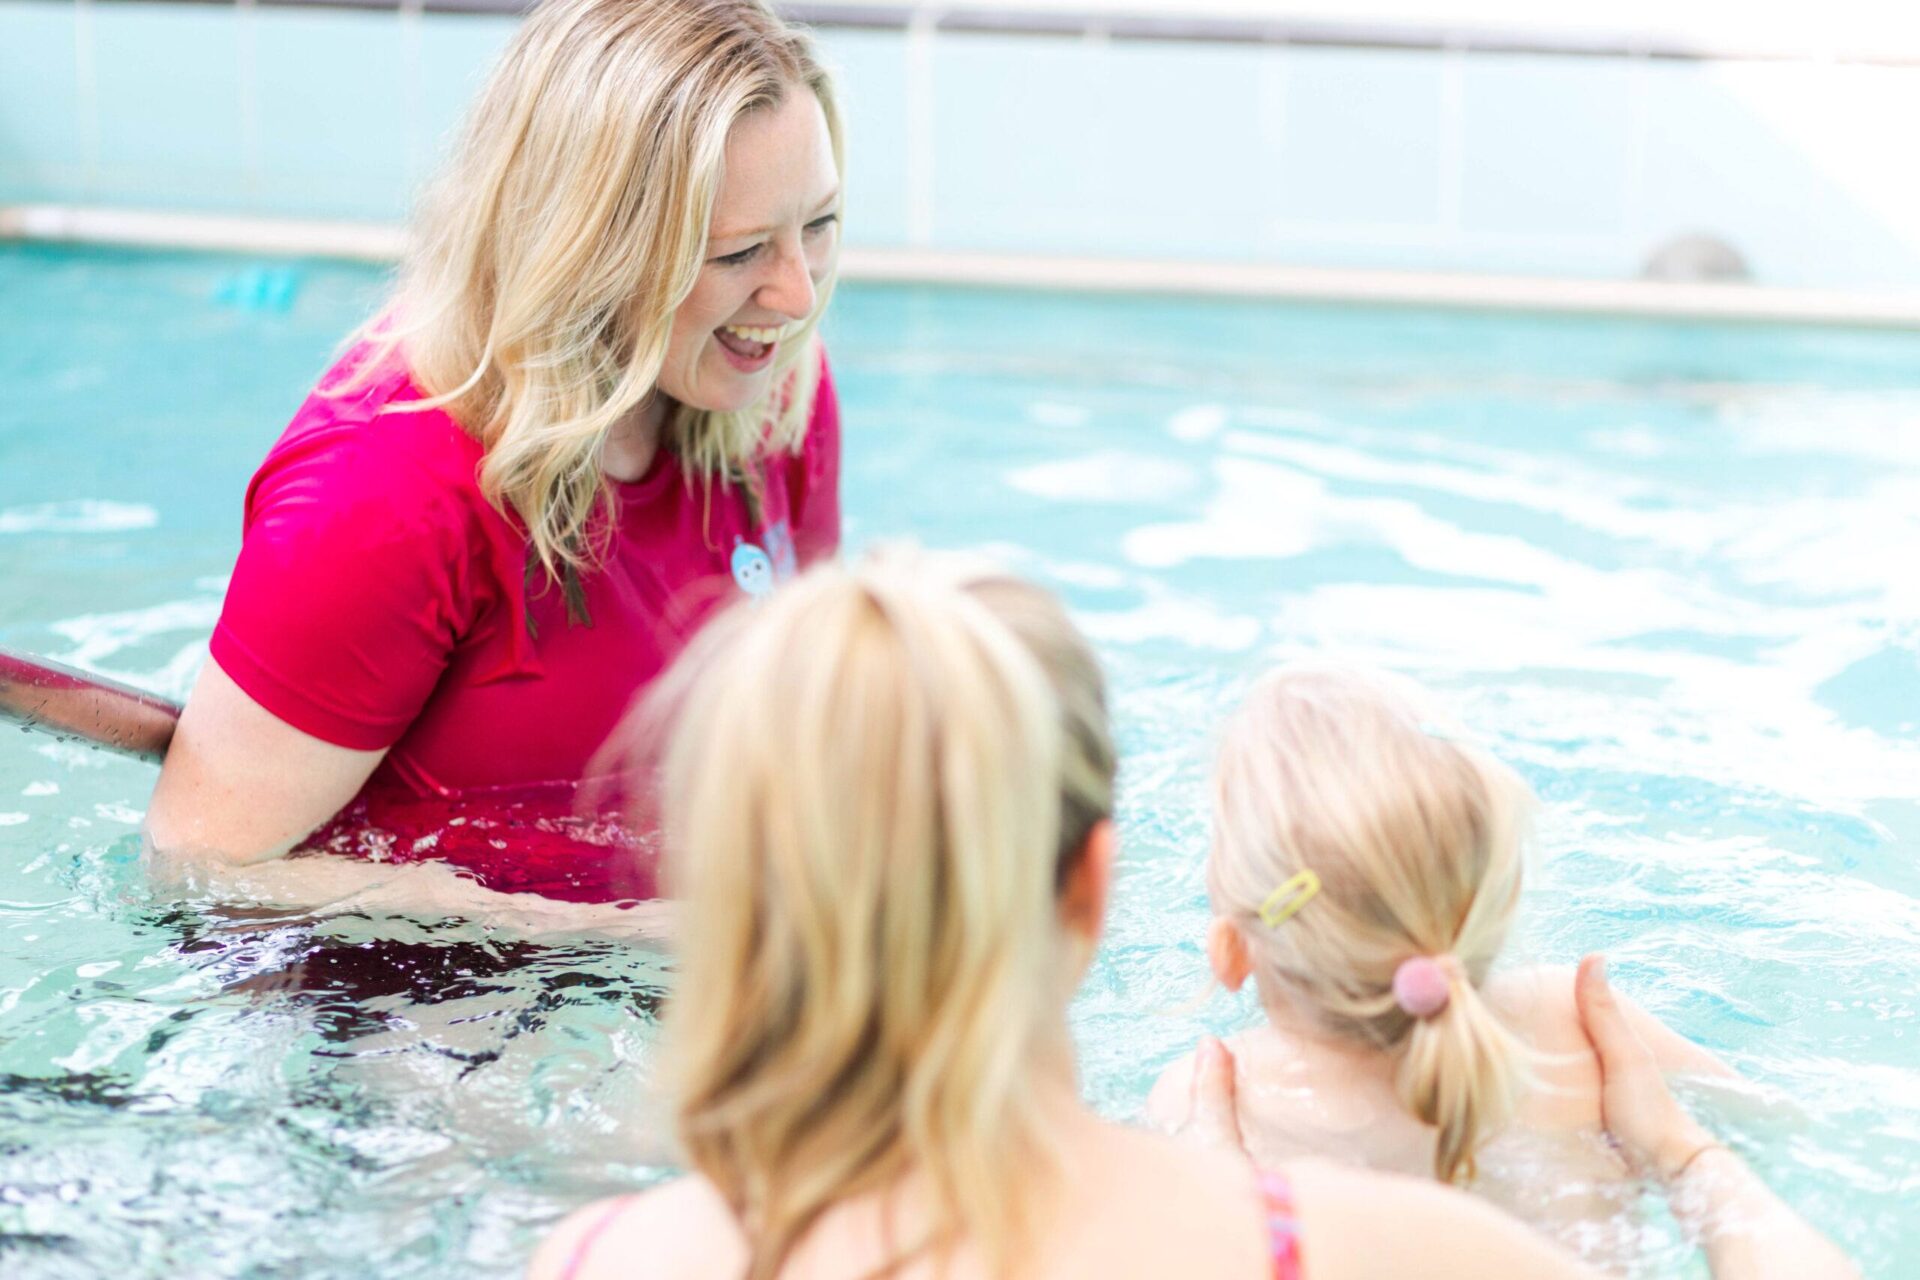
[648,546,1116,1278]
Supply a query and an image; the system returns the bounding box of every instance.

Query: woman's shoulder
[529,1178,745,1280]
[248,343,497,534]
[270,343,486,494]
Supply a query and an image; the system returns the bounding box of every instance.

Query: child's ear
[1206,917,1254,992]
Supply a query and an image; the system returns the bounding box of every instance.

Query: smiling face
[656,87,841,416]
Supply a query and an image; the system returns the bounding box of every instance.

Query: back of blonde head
[655,548,1115,1279]
[362,0,840,591]
[1209,666,1532,1185]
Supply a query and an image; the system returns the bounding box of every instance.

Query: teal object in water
[213,265,303,314]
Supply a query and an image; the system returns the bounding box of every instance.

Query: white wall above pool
[0,0,1916,292]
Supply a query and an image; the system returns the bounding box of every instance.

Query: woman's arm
[1574,954,1859,1280]
[145,656,384,867]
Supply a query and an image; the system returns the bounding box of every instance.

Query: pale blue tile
[1272,47,1446,231]
[253,8,410,221]
[414,13,519,178]
[932,35,1266,258]
[91,3,245,208]
[1460,54,1633,238]
[0,1,84,202]
[814,27,911,248]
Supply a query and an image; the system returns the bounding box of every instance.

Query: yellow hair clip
[1258,868,1321,927]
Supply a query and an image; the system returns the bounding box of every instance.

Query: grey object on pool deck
[1641,234,1754,283]
[0,648,181,764]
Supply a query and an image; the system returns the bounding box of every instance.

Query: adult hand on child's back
[1174,1036,1250,1156]
[1576,953,1717,1181]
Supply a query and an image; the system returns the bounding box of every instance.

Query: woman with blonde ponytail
[1149,665,1740,1262]
[534,550,1655,1280]
[148,0,846,901]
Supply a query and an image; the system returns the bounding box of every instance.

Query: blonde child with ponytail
[1149,664,1736,1261]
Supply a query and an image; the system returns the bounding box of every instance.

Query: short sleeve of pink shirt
[210,346,842,799]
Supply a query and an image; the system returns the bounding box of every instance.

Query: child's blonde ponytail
[1393,961,1533,1183]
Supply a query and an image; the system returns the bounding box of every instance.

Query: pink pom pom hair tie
[1392,955,1455,1018]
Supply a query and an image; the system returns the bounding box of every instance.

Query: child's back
[1153,964,1722,1263]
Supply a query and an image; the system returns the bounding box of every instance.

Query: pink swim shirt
[209,343,841,901]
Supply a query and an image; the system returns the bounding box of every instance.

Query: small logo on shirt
[732,521,798,600]
[732,540,775,598]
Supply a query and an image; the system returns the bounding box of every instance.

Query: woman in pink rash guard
[144,0,845,905]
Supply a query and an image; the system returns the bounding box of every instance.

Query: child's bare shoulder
[1484,964,1589,1051]
[530,1178,744,1280]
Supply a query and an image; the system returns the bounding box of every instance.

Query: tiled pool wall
[2,0,1919,290]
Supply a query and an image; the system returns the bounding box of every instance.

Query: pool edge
[10,203,1920,330]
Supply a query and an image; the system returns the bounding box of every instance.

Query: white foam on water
[1167,403,1228,442]
[49,599,222,670]
[0,500,159,534]
[1007,452,1196,503]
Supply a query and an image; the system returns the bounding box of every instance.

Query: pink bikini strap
[1255,1169,1306,1280]
[558,1195,641,1280]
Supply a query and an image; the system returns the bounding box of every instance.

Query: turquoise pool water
[2,244,1916,1276]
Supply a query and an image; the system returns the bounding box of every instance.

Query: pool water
[2,244,1916,1277]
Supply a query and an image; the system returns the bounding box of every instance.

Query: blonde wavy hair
[650,547,1115,1280]
[353,0,841,597]
[1208,666,1534,1185]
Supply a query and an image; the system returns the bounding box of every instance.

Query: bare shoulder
[1488,963,1734,1078]
[1484,963,1576,1018]
[1077,1124,1272,1275]
[1097,1121,1267,1224]
[528,1178,744,1280]
[1135,1123,1257,1190]
[1485,964,1590,1052]
[1284,1158,1601,1280]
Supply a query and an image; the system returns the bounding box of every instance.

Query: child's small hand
[1575,954,1717,1181]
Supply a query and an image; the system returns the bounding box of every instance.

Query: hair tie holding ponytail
[1392,955,1458,1018]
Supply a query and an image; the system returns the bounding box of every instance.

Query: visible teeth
[722,324,790,344]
